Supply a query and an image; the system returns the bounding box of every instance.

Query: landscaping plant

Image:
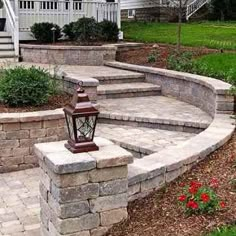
[98,20,119,42]
[63,22,76,40]
[0,66,57,107]
[178,179,226,215]
[72,17,99,43]
[31,22,61,43]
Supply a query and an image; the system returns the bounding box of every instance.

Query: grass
[207,225,236,236]
[195,53,236,76]
[122,21,236,50]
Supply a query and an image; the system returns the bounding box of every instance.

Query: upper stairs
[0,32,16,59]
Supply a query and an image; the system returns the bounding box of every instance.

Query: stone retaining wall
[105,61,235,117]
[20,44,117,65]
[0,110,66,173]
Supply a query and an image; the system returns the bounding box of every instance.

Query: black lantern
[63,81,99,153]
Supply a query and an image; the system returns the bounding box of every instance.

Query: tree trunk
[177,0,182,53]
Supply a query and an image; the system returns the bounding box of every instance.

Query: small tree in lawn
[176,0,188,53]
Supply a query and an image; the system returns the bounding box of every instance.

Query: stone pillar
[34,137,133,236]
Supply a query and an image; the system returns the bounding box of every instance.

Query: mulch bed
[116,44,221,69]
[0,93,72,113]
[107,132,236,236]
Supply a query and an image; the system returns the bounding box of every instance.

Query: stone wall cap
[20,44,117,51]
[60,72,99,87]
[0,108,64,123]
[34,137,133,174]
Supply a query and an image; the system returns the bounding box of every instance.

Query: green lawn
[122,21,236,50]
[194,53,236,89]
[206,225,236,236]
[195,53,236,75]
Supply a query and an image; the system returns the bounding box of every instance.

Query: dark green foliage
[63,22,76,40]
[209,0,236,20]
[207,225,236,236]
[167,51,194,72]
[72,17,99,42]
[0,67,57,107]
[98,20,119,42]
[31,22,61,43]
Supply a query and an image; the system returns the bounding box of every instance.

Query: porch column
[34,137,133,236]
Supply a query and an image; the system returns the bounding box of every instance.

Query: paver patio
[0,63,220,235]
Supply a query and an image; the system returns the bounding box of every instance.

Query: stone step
[0,43,14,50]
[98,83,162,99]
[98,74,145,85]
[0,50,15,58]
[96,123,195,159]
[98,96,212,132]
[0,36,12,44]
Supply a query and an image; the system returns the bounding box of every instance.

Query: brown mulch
[107,132,236,236]
[116,44,222,69]
[0,93,72,113]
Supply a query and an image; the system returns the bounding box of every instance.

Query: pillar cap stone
[34,137,133,174]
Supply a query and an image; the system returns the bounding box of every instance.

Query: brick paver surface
[99,96,212,125]
[96,124,195,155]
[0,169,40,236]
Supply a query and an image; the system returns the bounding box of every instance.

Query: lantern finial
[63,83,99,154]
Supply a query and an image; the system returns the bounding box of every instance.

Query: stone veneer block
[34,137,133,236]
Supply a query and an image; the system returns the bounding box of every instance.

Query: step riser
[0,44,14,50]
[99,77,145,85]
[105,139,153,158]
[0,38,12,43]
[98,118,203,134]
[98,90,161,99]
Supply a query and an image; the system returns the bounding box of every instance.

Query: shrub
[73,17,99,42]
[147,49,159,63]
[31,22,61,43]
[63,22,76,40]
[178,179,225,215]
[167,51,194,72]
[98,20,119,42]
[0,66,56,107]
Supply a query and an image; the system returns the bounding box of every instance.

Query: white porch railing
[13,0,120,32]
[3,0,19,57]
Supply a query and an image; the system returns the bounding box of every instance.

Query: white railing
[186,0,209,20]
[3,0,19,57]
[14,0,120,32]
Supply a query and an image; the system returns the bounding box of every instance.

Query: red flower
[178,195,187,202]
[187,200,199,209]
[190,181,202,189]
[210,178,219,188]
[179,182,185,187]
[201,193,210,203]
[220,201,226,208]
[188,186,198,194]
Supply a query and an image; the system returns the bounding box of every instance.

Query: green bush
[98,20,119,42]
[0,67,56,107]
[31,22,61,43]
[63,22,76,40]
[147,49,159,63]
[73,17,99,42]
[167,51,194,72]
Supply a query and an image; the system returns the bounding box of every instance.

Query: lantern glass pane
[65,114,75,141]
[76,115,96,142]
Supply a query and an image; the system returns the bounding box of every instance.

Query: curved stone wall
[104,61,235,201]
[20,44,117,65]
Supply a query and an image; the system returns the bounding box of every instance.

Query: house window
[128,9,135,19]
[19,1,35,9]
[65,0,82,11]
